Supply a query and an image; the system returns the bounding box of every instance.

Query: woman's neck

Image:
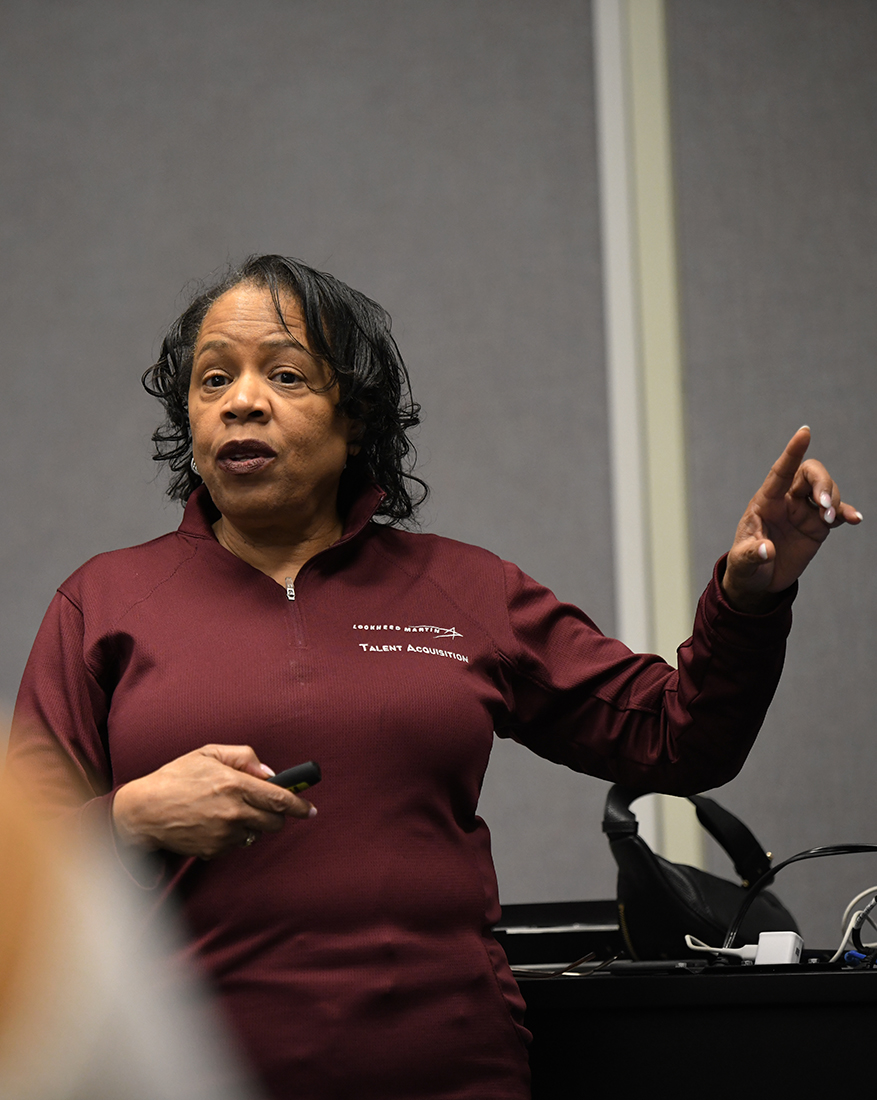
[212,511,344,586]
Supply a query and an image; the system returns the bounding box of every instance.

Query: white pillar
[593,0,702,866]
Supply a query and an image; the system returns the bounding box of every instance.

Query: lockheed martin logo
[352,623,463,639]
[406,624,463,640]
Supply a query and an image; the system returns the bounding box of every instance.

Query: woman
[8,255,860,1099]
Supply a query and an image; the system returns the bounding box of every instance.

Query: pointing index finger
[760,425,811,499]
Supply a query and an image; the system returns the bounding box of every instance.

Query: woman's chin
[206,477,341,530]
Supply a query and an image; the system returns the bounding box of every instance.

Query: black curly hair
[141,255,427,523]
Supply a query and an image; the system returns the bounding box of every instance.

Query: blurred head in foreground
[0,772,264,1100]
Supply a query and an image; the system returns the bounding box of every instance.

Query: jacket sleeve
[495,556,794,795]
[6,591,154,879]
[9,592,112,800]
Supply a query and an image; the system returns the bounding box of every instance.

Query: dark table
[519,962,877,1098]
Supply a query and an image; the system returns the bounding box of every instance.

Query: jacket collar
[178,482,387,547]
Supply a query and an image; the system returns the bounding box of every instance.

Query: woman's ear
[346,419,365,455]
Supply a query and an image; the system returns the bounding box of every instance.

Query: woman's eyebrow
[260,336,312,353]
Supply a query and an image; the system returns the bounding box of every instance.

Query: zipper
[284,575,305,646]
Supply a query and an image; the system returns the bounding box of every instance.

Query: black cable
[510,952,622,980]
[722,844,877,950]
[848,948,877,970]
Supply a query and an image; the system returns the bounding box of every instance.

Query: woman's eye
[204,373,229,388]
[273,369,305,385]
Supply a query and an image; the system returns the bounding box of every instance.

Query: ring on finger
[242,830,257,848]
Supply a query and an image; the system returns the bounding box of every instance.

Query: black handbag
[602,785,798,960]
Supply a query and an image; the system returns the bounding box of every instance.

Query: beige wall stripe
[593,0,702,866]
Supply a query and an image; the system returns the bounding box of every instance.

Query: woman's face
[187,282,358,532]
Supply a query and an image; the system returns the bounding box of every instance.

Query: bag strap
[688,795,774,886]
[602,786,774,886]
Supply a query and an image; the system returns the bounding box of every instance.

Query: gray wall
[669,0,877,946]
[2,0,876,944]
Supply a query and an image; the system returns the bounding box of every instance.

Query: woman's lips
[215,440,277,475]
[217,455,274,474]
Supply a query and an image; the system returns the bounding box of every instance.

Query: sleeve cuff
[77,790,166,891]
[702,555,796,648]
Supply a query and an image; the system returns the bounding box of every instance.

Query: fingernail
[824,507,836,524]
[260,764,276,777]
[308,806,318,819]
[799,424,810,432]
[758,543,769,561]
[819,492,831,509]
[856,511,864,521]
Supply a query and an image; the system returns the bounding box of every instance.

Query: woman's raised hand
[722,426,862,613]
[112,744,315,859]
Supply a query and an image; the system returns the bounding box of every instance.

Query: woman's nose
[221,375,267,421]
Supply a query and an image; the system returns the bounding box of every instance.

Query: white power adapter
[754,931,803,965]
[685,930,804,963]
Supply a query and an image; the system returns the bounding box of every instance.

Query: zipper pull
[285,576,296,601]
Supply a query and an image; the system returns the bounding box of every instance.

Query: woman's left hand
[722,426,862,613]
